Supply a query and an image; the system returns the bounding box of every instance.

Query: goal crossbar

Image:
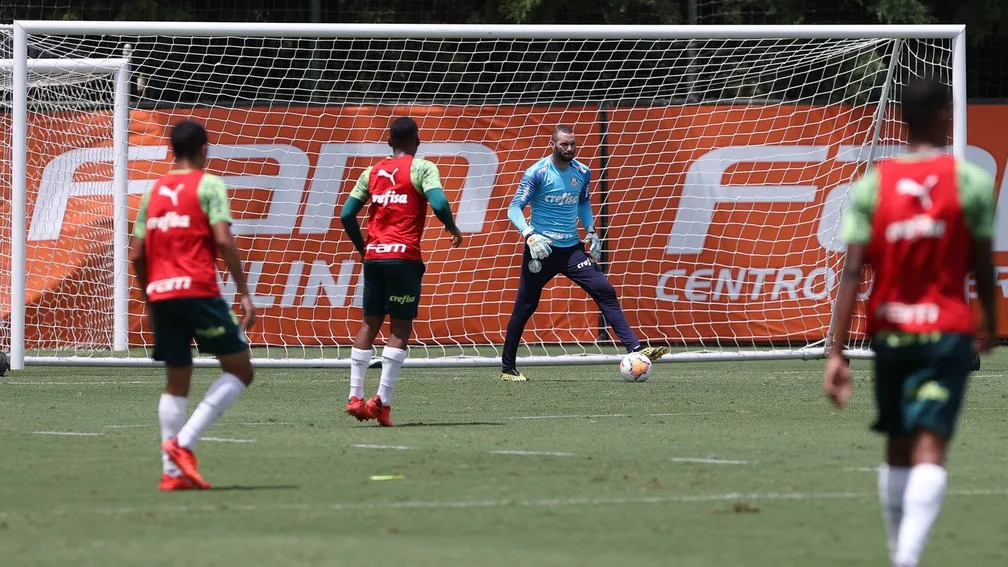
[15,21,966,40]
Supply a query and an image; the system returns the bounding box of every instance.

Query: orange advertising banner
[11,106,606,348]
[6,104,1008,349]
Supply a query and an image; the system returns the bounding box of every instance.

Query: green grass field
[2,354,1008,566]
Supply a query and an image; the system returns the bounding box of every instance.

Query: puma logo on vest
[377,168,399,184]
[158,184,184,208]
[895,175,938,209]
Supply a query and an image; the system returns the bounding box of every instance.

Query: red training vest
[865,154,974,335]
[143,170,222,301]
[364,155,428,262]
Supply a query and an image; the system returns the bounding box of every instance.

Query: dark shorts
[150,296,249,367]
[872,332,975,440]
[361,260,425,320]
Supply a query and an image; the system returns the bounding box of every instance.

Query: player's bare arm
[823,242,863,409]
[972,238,997,352]
[212,221,256,331]
[128,234,149,302]
[129,188,153,302]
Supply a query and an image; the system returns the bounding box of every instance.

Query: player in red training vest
[825,79,997,567]
[129,120,257,491]
[339,117,463,426]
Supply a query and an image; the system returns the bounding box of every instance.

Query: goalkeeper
[500,126,667,381]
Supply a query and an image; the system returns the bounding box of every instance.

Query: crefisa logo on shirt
[147,211,191,232]
[543,193,579,205]
[372,190,409,206]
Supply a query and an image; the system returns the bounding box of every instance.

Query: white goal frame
[7,21,967,370]
[8,45,131,371]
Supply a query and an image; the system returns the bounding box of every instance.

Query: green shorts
[872,332,975,440]
[150,296,249,367]
[361,260,425,320]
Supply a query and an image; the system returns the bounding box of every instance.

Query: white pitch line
[1,377,344,385]
[8,380,156,386]
[489,450,576,457]
[3,488,1007,519]
[507,412,710,420]
[201,437,256,443]
[844,467,880,472]
[102,422,294,429]
[350,443,413,450]
[670,458,750,465]
[31,431,104,437]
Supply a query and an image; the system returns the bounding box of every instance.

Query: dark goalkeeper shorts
[871,332,974,440]
[150,296,249,367]
[361,260,425,320]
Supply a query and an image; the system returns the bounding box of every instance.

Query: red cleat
[161,438,211,490]
[365,395,394,427]
[159,473,196,492]
[346,396,372,421]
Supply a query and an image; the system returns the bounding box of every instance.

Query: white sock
[176,373,246,450]
[878,463,911,559]
[377,346,408,406]
[349,347,372,401]
[158,394,188,476]
[895,463,948,567]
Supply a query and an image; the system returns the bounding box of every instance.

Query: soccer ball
[619,352,652,382]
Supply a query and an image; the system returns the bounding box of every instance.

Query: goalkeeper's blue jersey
[509,156,592,247]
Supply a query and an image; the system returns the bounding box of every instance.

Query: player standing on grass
[500,126,667,381]
[129,119,256,491]
[340,117,463,426]
[824,78,996,567]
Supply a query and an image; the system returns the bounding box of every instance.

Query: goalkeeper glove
[584,228,601,262]
[522,227,553,260]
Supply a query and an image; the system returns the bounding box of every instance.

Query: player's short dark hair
[389,117,419,147]
[552,125,575,140]
[901,78,951,136]
[170,120,208,160]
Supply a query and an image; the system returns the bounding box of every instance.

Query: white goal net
[3,23,966,368]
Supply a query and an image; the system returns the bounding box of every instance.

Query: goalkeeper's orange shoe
[161,438,211,490]
[365,395,394,427]
[158,473,196,492]
[346,396,372,421]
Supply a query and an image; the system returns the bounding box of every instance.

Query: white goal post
[4,21,967,370]
[4,46,131,371]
